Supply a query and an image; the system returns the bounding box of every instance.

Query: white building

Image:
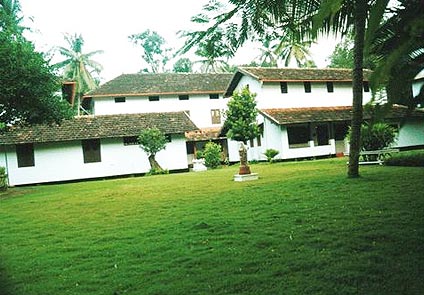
[223,67,424,162]
[0,112,197,186]
[1,68,423,186]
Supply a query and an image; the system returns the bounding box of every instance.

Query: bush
[0,166,7,191]
[195,150,204,159]
[146,168,169,176]
[264,149,279,163]
[203,142,222,169]
[385,150,424,167]
[346,122,397,151]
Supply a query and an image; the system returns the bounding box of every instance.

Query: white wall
[3,135,188,186]
[93,94,228,128]
[395,119,424,148]
[233,77,373,109]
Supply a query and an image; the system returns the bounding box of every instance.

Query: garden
[1,156,423,294]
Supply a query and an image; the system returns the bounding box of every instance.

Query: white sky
[19,0,337,83]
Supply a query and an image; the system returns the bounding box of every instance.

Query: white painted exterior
[233,76,373,109]
[395,118,424,148]
[93,94,227,129]
[1,135,188,186]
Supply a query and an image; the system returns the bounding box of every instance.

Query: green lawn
[1,158,423,295]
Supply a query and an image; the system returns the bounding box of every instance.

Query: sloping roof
[185,127,224,141]
[87,73,233,98]
[260,105,424,125]
[0,112,198,145]
[225,67,372,97]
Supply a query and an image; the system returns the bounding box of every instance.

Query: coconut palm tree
[273,32,315,67]
[255,35,279,67]
[180,0,405,178]
[0,0,23,34]
[54,33,103,113]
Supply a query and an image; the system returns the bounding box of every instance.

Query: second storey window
[16,143,35,168]
[211,109,221,124]
[149,96,160,102]
[209,94,219,99]
[82,139,101,163]
[280,82,288,93]
[304,82,312,93]
[179,95,189,100]
[326,82,334,93]
[114,97,126,103]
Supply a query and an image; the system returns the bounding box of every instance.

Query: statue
[238,142,251,175]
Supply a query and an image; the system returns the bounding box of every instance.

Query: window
[257,135,262,147]
[363,81,370,92]
[82,139,101,163]
[314,124,330,146]
[250,138,254,147]
[123,136,139,146]
[287,125,310,148]
[179,95,189,100]
[114,97,126,103]
[211,109,221,124]
[280,82,288,93]
[209,94,219,99]
[81,97,94,115]
[149,96,159,101]
[16,143,34,167]
[304,82,311,93]
[165,134,172,142]
[326,82,334,93]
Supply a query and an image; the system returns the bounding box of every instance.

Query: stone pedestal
[192,159,207,172]
[233,173,259,182]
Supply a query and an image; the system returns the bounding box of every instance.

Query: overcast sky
[19,0,337,83]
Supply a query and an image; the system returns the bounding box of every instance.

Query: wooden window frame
[16,143,35,168]
[82,139,101,163]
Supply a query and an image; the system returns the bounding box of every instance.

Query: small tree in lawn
[224,86,259,175]
[138,128,167,173]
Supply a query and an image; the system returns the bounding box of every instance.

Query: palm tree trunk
[348,0,367,178]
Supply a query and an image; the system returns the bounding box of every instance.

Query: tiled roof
[0,112,198,145]
[260,105,424,125]
[185,127,224,141]
[239,67,372,82]
[225,67,372,97]
[87,73,233,97]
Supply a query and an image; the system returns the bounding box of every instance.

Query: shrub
[195,150,204,159]
[264,149,279,163]
[385,150,424,167]
[346,122,397,151]
[146,168,169,176]
[203,142,222,169]
[0,166,7,191]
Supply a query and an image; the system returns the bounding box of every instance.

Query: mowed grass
[1,158,423,295]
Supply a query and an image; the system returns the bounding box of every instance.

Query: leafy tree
[255,35,278,67]
[138,128,167,173]
[224,86,259,175]
[328,36,354,69]
[183,0,412,178]
[1,3,73,126]
[203,142,222,169]
[173,57,193,73]
[54,33,103,113]
[369,0,424,108]
[129,30,172,73]
[273,32,315,67]
[0,0,23,35]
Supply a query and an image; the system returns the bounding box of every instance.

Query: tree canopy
[0,0,73,126]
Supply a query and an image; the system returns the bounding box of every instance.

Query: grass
[1,158,423,295]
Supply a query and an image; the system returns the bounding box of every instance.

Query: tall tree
[182,0,407,178]
[54,33,103,112]
[129,30,172,73]
[273,32,315,67]
[328,34,354,69]
[255,35,278,67]
[173,57,193,73]
[1,0,73,126]
[224,86,260,175]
